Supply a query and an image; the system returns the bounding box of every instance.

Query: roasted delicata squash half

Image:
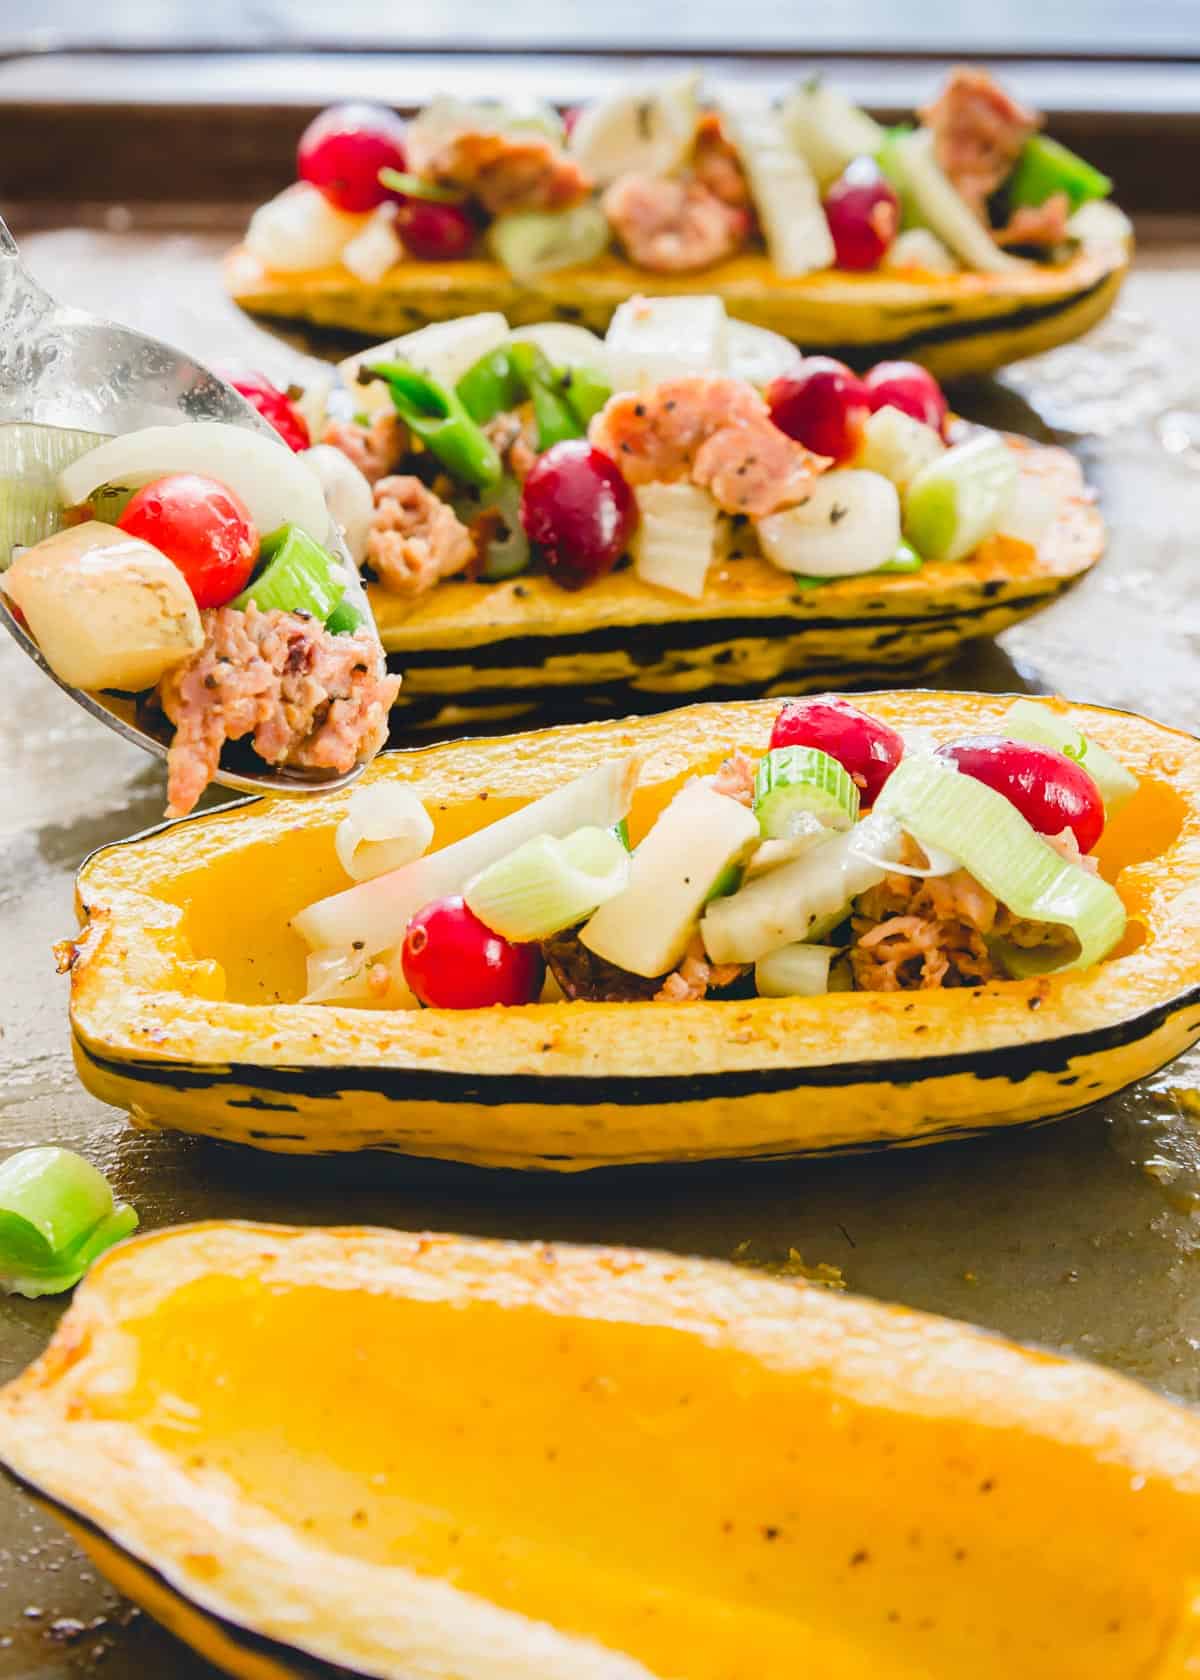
[237,298,1103,729]
[227,66,1130,379]
[4,1223,1200,1679]
[68,692,1200,1168]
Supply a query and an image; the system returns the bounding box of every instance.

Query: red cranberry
[228,372,310,453]
[769,697,905,806]
[401,897,544,1009]
[297,103,408,213]
[824,157,900,271]
[863,361,948,436]
[395,198,477,262]
[766,359,871,465]
[934,736,1105,853]
[521,441,637,590]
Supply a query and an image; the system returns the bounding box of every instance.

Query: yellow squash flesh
[374,439,1100,729]
[68,691,1200,1168]
[3,1223,1200,1679]
[226,232,1129,381]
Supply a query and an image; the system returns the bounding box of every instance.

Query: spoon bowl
[0,215,379,801]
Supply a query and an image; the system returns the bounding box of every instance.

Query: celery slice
[1000,700,1138,815]
[902,434,1017,563]
[0,421,108,564]
[856,404,945,492]
[756,943,837,998]
[0,1147,137,1298]
[488,203,611,286]
[233,523,345,621]
[1008,137,1111,214]
[754,747,859,837]
[874,754,1126,972]
[465,825,631,942]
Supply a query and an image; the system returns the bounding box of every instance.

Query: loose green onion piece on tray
[902,433,1018,564]
[465,824,631,941]
[1000,700,1138,815]
[874,754,1127,973]
[233,523,345,621]
[0,1147,138,1298]
[363,361,503,489]
[1007,137,1112,214]
[754,746,861,837]
[377,167,470,205]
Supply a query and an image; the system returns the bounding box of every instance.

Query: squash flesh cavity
[4,1225,1200,1679]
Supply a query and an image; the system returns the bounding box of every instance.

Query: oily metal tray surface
[1,187,1200,1677]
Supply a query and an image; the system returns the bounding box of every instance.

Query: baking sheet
[2,207,1200,1678]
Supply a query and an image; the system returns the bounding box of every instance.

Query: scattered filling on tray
[0,422,398,817]
[253,295,1061,605]
[243,67,1122,286]
[292,696,1135,1010]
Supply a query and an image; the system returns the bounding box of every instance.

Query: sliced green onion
[465,824,631,941]
[874,753,1126,972]
[378,167,469,205]
[456,347,525,425]
[632,481,719,600]
[453,475,532,581]
[611,817,631,851]
[1000,699,1138,815]
[326,597,364,634]
[902,433,1018,563]
[755,942,837,998]
[0,1147,137,1298]
[557,363,612,429]
[233,523,345,621]
[507,342,583,451]
[754,747,860,838]
[0,422,108,564]
[364,361,502,489]
[1007,137,1111,214]
[877,540,924,574]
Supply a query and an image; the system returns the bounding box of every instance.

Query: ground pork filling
[848,832,1078,991]
[157,603,399,818]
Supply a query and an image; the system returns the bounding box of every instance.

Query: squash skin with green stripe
[377,437,1100,731]
[68,692,1200,1169]
[6,1222,1200,1679]
[225,228,1130,382]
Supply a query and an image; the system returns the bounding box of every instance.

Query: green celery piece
[0,1147,138,1298]
[1008,137,1112,214]
[233,524,344,621]
[326,597,364,635]
[457,347,525,424]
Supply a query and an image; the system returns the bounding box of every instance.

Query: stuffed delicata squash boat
[0,420,396,815]
[4,1222,1200,1680]
[243,297,1103,727]
[68,691,1200,1168]
[227,66,1130,380]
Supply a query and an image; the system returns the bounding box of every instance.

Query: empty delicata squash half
[67,691,1200,1168]
[2,1222,1200,1680]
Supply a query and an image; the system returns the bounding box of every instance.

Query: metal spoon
[0,214,378,801]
